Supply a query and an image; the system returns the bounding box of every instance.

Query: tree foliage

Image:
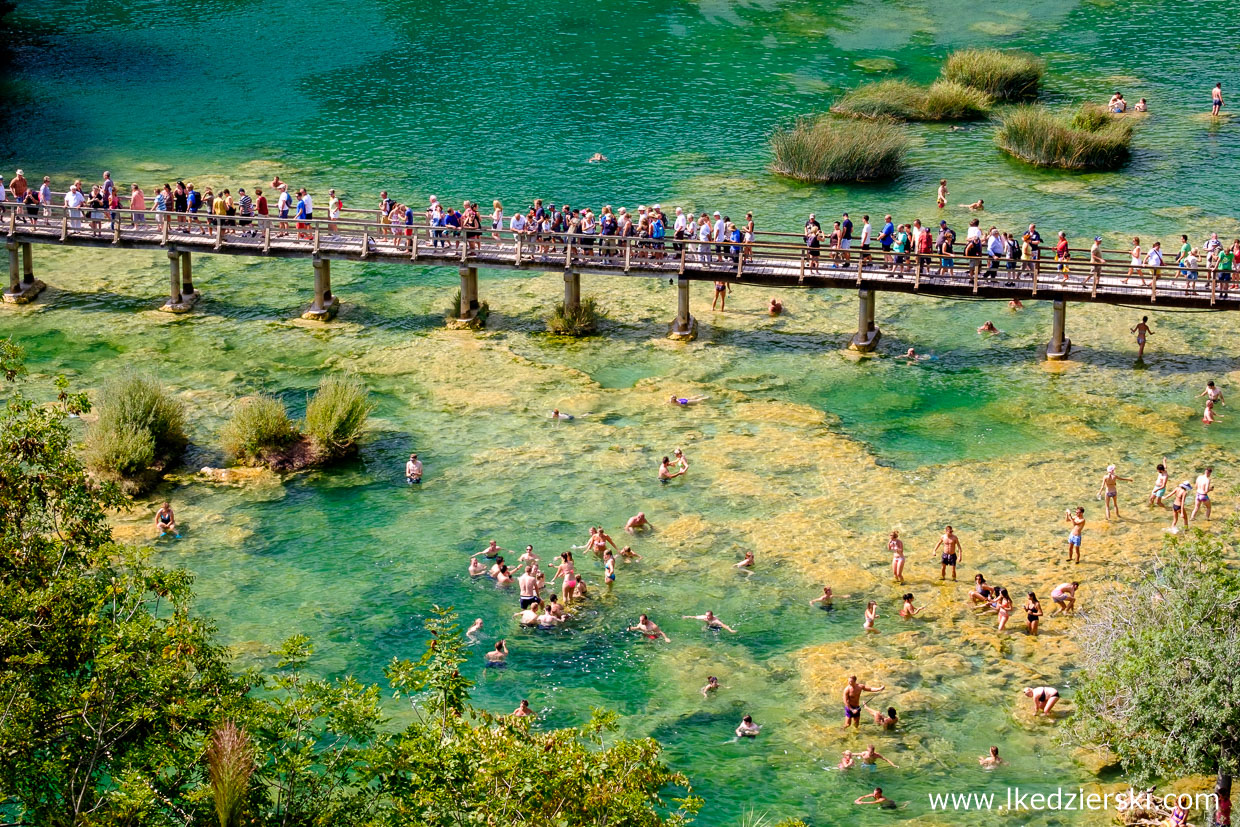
[1067,524,1240,810]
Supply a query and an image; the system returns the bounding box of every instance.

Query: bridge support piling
[564,270,581,313]
[848,288,881,352]
[159,249,199,312]
[179,251,194,294]
[1046,298,1071,360]
[2,241,43,303]
[668,278,697,341]
[302,256,340,321]
[447,266,484,329]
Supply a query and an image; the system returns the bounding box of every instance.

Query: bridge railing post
[312,225,321,255]
[1031,261,1038,296]
[623,236,631,273]
[680,241,687,276]
[1150,269,1158,302]
[60,212,68,242]
[855,257,862,285]
[160,214,170,245]
[263,219,272,253]
[564,233,573,270]
[514,232,523,265]
[1210,269,1217,306]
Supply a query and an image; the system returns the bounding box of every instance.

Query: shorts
[1197,494,1210,502]
[1068,534,1081,546]
[1221,272,1232,282]
[840,239,851,249]
[1052,595,1067,605]
[941,553,957,566]
[881,242,892,251]
[520,595,538,609]
[845,705,861,719]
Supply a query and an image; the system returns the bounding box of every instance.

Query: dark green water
[4,1,1240,823]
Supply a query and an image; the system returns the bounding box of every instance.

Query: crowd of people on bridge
[4,168,1239,294]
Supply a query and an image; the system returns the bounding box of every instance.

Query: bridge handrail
[8,203,1229,305]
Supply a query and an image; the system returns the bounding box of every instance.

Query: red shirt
[256,195,268,216]
[1056,240,1068,257]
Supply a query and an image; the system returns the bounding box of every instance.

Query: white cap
[1107,464,1116,472]
[713,211,721,217]
[653,203,661,209]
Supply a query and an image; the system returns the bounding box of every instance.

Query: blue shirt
[881,221,895,244]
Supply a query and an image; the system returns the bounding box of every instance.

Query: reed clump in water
[831,79,992,121]
[770,117,909,183]
[996,104,1133,170]
[221,394,299,466]
[942,48,1044,101]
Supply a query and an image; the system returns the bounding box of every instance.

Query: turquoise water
[5,0,1240,824]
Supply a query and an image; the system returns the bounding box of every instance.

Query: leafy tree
[0,343,245,826]
[1067,525,1240,824]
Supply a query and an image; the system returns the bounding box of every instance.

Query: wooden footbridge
[5,202,1234,359]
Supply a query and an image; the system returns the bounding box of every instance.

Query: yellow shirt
[213,198,227,216]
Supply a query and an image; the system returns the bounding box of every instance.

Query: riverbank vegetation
[831,79,992,121]
[770,116,908,182]
[0,346,701,827]
[548,297,602,336]
[83,374,186,493]
[942,48,1044,101]
[996,104,1133,170]
[222,377,371,471]
[1067,522,1240,825]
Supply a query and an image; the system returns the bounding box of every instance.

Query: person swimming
[668,394,708,406]
[979,746,1002,768]
[735,715,760,738]
[629,614,670,641]
[483,639,508,668]
[701,675,721,697]
[863,704,898,730]
[768,297,783,316]
[977,320,999,334]
[550,408,573,420]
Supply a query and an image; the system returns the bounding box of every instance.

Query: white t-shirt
[966,225,983,242]
[510,213,527,232]
[860,223,871,245]
[278,191,292,211]
[301,194,313,214]
[1146,248,1163,266]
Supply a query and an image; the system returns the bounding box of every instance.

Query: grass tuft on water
[831,79,991,121]
[548,297,601,336]
[770,117,908,183]
[995,104,1133,170]
[941,48,1044,101]
[84,376,186,490]
[221,394,299,465]
[445,288,490,323]
[304,375,372,461]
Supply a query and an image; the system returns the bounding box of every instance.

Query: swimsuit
[845,705,861,719]
[519,595,538,609]
[1068,534,1081,546]
[941,552,957,566]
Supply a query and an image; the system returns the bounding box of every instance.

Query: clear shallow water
[4,0,1240,823]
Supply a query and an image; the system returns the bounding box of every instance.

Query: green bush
[831,79,991,121]
[942,48,1044,101]
[304,375,372,460]
[995,104,1133,170]
[548,297,601,336]
[1070,102,1112,132]
[84,423,155,478]
[84,376,186,479]
[770,116,908,183]
[221,394,299,463]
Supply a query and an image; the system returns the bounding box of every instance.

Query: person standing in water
[1198,380,1224,407]
[863,601,879,632]
[405,453,423,484]
[1064,507,1086,564]
[1190,467,1213,522]
[1148,458,1170,508]
[1024,592,1043,636]
[933,525,963,581]
[1097,465,1131,520]
[1170,481,1192,530]
[889,530,905,583]
[603,549,616,586]
[658,457,684,483]
[1212,82,1224,117]
[843,675,885,729]
[1131,316,1153,360]
[937,179,948,209]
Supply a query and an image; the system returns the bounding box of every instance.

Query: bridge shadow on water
[24,285,1238,377]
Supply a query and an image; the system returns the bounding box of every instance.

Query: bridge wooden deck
[5,205,1234,357]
